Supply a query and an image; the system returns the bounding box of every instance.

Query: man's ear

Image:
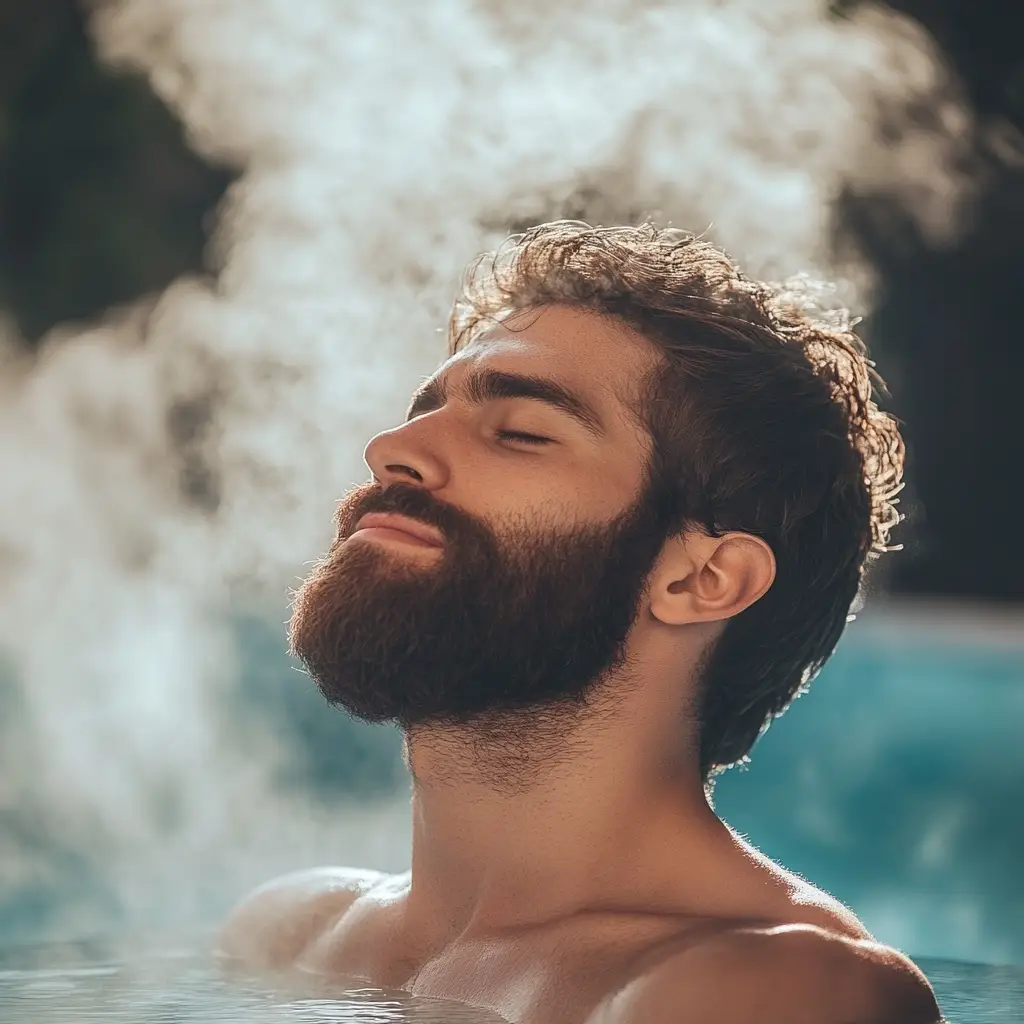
[647,530,776,627]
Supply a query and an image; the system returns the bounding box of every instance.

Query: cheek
[450,446,641,525]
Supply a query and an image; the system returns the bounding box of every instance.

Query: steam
[0,0,975,939]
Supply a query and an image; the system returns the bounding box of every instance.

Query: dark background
[1,0,1021,602]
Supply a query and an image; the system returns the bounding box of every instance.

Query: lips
[352,513,445,548]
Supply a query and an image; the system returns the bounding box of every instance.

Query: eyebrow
[405,367,607,440]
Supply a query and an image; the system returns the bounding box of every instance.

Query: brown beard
[288,475,672,746]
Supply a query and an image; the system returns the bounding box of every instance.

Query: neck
[396,643,734,948]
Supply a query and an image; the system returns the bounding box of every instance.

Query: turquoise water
[2,604,1021,1019]
[4,608,1021,966]
[713,612,1024,967]
[918,958,1024,1024]
[0,942,1019,1023]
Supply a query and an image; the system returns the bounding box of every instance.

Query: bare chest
[301,905,743,1024]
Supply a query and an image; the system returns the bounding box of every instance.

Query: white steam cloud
[0,0,975,939]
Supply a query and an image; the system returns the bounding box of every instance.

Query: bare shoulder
[747,843,877,943]
[785,883,877,942]
[593,922,942,1024]
[216,866,392,971]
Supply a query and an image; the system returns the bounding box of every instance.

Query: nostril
[386,464,423,482]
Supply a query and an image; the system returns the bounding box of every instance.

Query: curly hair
[449,220,905,787]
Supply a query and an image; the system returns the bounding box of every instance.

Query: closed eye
[495,430,553,446]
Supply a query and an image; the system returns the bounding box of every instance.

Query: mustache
[333,481,486,545]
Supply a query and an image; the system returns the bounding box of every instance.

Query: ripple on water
[0,942,510,1023]
[1,942,1020,1023]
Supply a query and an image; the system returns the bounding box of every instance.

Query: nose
[363,420,450,490]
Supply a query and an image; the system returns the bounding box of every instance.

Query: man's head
[289,221,904,788]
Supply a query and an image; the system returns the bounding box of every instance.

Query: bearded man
[219,222,942,1024]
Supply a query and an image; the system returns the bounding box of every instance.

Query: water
[713,608,1024,967]
[0,939,509,1023]
[0,940,1020,1023]
[916,958,1024,1024]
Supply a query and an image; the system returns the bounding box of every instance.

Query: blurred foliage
[0,0,232,341]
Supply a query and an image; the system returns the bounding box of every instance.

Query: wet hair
[448,220,905,787]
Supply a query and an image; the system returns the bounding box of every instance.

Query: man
[219,222,942,1023]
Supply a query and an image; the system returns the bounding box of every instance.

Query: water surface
[2,940,1022,1023]
[0,939,509,1023]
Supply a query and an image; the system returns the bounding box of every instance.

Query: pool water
[0,940,1020,1023]
[916,957,1024,1024]
[0,940,509,1022]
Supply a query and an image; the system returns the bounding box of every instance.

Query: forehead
[444,305,658,415]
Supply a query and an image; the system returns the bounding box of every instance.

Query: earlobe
[649,531,776,627]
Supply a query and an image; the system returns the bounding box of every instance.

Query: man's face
[288,306,672,732]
